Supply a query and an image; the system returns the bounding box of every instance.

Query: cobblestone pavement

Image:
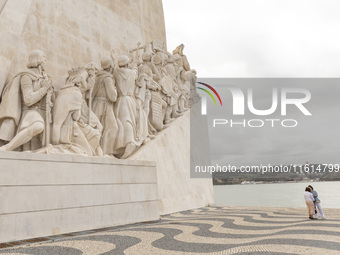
[1,206,340,254]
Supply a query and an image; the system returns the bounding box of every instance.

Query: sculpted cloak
[0,71,43,142]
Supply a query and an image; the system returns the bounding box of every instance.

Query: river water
[214,181,340,208]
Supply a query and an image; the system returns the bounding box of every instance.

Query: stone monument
[0,0,212,243]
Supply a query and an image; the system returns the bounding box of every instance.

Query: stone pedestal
[0,152,159,243]
[131,109,214,215]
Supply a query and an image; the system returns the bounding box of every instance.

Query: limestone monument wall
[131,109,214,215]
[0,0,214,243]
[0,0,166,91]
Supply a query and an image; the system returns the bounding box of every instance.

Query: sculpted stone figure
[189,69,200,106]
[172,44,191,71]
[114,55,148,158]
[138,52,165,134]
[173,44,195,111]
[80,63,104,156]
[153,54,177,125]
[172,54,191,112]
[0,50,53,151]
[52,68,84,146]
[92,57,122,156]
[179,69,191,111]
[172,54,188,113]
[164,53,183,118]
[51,67,103,156]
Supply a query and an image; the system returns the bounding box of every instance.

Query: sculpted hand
[41,79,52,89]
[87,76,95,88]
[72,110,81,121]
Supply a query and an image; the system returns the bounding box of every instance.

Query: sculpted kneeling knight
[0,50,53,151]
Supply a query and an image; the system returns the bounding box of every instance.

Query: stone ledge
[0,150,155,166]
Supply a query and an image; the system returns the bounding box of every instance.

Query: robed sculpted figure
[51,67,103,156]
[0,42,195,157]
[0,50,53,151]
[92,57,122,156]
[137,52,164,135]
[114,55,148,158]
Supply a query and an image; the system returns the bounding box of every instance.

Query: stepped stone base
[0,152,159,243]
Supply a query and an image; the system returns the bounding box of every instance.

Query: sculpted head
[174,54,181,63]
[85,62,100,76]
[67,67,87,88]
[100,57,114,71]
[142,52,152,62]
[153,54,162,65]
[167,53,175,64]
[163,54,169,65]
[172,44,184,56]
[117,55,130,68]
[27,50,47,70]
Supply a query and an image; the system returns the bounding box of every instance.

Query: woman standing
[304,187,316,220]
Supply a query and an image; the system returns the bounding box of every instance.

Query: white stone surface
[0,151,159,243]
[130,108,214,215]
[0,0,33,92]
[0,0,166,92]
[0,0,214,243]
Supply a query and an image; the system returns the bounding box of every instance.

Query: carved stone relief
[0,42,197,158]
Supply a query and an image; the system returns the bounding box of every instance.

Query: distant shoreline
[213,179,340,185]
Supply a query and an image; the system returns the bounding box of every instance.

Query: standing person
[308,185,326,219]
[304,187,316,220]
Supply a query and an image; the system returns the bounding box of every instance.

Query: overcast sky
[163,0,340,77]
[163,1,340,167]
[198,78,340,167]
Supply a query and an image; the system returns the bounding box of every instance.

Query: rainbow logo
[196,82,222,106]
[196,82,222,115]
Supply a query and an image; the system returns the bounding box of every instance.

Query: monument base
[131,108,214,215]
[0,152,159,243]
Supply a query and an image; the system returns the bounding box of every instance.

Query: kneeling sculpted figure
[0,50,53,151]
[52,67,103,156]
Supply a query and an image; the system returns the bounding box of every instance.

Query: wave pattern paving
[1,206,340,254]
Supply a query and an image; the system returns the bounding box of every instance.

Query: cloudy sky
[198,78,340,167]
[163,0,340,77]
[163,1,340,168]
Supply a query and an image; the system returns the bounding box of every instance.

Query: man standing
[308,185,326,219]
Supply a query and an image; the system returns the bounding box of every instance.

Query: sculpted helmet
[100,57,113,70]
[142,52,152,62]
